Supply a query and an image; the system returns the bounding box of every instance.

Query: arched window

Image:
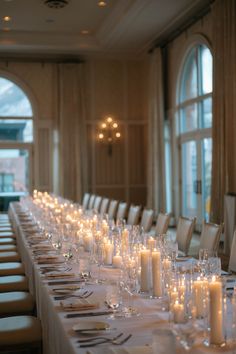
[0,77,34,197]
[177,44,213,226]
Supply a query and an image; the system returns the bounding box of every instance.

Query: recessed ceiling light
[3,16,11,22]
[81,30,90,35]
[98,1,107,7]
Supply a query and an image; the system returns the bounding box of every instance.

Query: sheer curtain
[211,0,236,223]
[57,63,88,202]
[147,47,166,213]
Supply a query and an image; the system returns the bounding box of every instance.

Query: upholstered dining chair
[140,209,154,232]
[88,194,96,210]
[108,200,119,220]
[93,196,102,212]
[82,193,90,210]
[127,205,142,226]
[116,202,128,222]
[155,212,171,236]
[0,315,42,353]
[176,216,196,255]
[229,229,236,273]
[199,221,223,253]
[99,198,109,215]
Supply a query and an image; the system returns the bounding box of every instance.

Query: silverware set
[54,290,93,300]
[78,333,132,347]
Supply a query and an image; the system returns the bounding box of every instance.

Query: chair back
[82,193,90,210]
[229,229,236,273]
[140,209,154,232]
[93,196,102,212]
[100,198,109,215]
[88,194,96,210]
[127,205,141,226]
[199,221,223,252]
[116,202,128,221]
[155,213,170,235]
[176,216,196,255]
[108,200,119,220]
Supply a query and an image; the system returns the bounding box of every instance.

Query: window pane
[202,97,212,128]
[0,119,33,142]
[180,103,198,133]
[182,141,197,217]
[202,138,212,221]
[0,78,32,117]
[0,149,29,192]
[180,49,198,101]
[201,46,213,94]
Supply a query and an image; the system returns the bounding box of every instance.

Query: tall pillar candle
[140,249,150,292]
[152,249,162,297]
[104,241,114,265]
[209,277,224,345]
[193,277,208,318]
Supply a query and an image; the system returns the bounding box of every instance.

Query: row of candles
[23,191,230,346]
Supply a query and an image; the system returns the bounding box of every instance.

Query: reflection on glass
[180,104,198,133]
[0,119,33,142]
[202,98,212,128]
[201,46,213,94]
[0,149,29,192]
[180,48,198,102]
[202,138,212,221]
[0,78,32,117]
[182,141,197,217]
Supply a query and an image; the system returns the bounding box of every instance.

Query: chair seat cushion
[0,251,20,263]
[0,262,24,276]
[0,244,17,252]
[0,232,15,238]
[0,227,13,233]
[0,291,35,315]
[0,238,16,245]
[0,223,11,227]
[0,275,28,292]
[0,315,41,346]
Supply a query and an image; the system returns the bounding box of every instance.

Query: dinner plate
[72,321,110,334]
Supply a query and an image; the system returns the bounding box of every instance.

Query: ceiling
[0,0,212,60]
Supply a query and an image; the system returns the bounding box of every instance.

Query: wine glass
[105,282,123,319]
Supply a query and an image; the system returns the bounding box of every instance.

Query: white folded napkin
[32,243,52,250]
[46,271,76,278]
[108,346,152,354]
[60,298,99,311]
[36,255,63,264]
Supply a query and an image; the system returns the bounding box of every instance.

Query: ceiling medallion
[43,0,70,9]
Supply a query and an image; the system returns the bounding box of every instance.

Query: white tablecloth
[8,202,236,354]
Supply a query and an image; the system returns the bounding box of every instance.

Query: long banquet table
[8,201,236,354]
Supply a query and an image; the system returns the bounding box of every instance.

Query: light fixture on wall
[97,116,121,156]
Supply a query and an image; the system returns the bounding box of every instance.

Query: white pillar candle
[148,237,156,250]
[122,229,129,252]
[152,249,162,297]
[209,277,224,345]
[83,233,93,252]
[163,258,171,271]
[173,301,185,323]
[140,249,150,292]
[193,277,208,318]
[104,242,114,265]
[112,254,122,268]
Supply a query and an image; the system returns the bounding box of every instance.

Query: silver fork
[79,334,132,347]
[54,291,93,300]
[78,332,123,344]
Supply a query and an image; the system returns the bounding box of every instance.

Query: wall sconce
[97,116,121,156]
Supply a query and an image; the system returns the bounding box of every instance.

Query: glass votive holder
[152,328,176,354]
